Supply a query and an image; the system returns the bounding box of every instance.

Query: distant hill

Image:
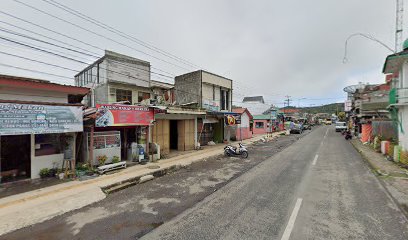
[301,103,344,114]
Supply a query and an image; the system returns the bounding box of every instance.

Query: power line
[0,10,275,99]
[9,1,277,98]
[41,0,202,70]
[0,28,175,80]
[13,0,192,71]
[0,19,101,57]
[0,27,98,58]
[0,62,73,80]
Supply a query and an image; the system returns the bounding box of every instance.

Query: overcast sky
[0,0,398,107]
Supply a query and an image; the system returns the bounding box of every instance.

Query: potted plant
[112,156,120,164]
[97,155,107,166]
[39,168,50,179]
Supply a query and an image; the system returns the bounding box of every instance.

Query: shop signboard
[224,113,241,126]
[95,104,154,127]
[203,100,220,111]
[0,103,83,135]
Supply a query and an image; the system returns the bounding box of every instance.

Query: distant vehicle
[303,123,312,130]
[335,122,347,132]
[290,122,303,134]
[298,118,312,130]
[324,118,332,125]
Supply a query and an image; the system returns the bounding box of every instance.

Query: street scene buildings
[0,1,408,240]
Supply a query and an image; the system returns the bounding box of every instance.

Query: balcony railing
[390,88,408,105]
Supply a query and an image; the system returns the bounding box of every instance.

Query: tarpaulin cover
[361,124,372,143]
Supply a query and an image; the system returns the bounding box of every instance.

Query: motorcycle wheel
[224,151,230,157]
[241,151,248,159]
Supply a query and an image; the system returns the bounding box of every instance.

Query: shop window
[138,92,151,102]
[35,134,62,156]
[116,89,132,103]
[255,122,264,129]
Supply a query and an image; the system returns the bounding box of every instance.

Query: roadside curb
[350,140,408,220]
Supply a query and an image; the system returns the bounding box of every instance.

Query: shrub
[97,155,107,166]
[39,168,50,178]
[112,156,120,164]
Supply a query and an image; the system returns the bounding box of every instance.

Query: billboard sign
[0,103,83,135]
[224,113,241,126]
[344,100,352,112]
[203,100,220,111]
[95,104,154,127]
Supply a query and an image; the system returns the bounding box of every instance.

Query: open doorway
[170,120,178,150]
[1,135,31,183]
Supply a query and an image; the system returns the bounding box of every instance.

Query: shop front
[198,112,240,145]
[152,107,205,155]
[86,104,154,165]
[0,102,83,182]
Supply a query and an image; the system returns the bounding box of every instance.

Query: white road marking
[281,198,303,240]
[312,154,318,165]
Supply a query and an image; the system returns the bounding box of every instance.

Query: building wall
[235,112,252,140]
[0,86,68,104]
[202,71,232,111]
[174,71,202,106]
[106,82,152,105]
[253,120,268,135]
[105,58,150,88]
[201,71,232,89]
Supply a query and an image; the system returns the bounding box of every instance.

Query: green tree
[338,112,346,121]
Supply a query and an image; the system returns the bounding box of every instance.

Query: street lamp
[343,33,394,63]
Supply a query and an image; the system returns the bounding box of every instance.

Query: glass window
[255,122,264,128]
[35,134,62,156]
[116,89,132,103]
[138,92,151,102]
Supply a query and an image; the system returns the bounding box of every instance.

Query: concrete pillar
[30,134,35,179]
[194,116,198,148]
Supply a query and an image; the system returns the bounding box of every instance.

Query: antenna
[396,0,404,52]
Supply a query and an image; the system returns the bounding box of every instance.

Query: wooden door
[177,120,185,151]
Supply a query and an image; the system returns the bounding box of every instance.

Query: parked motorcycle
[224,143,249,158]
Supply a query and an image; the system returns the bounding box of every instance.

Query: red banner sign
[95,104,154,127]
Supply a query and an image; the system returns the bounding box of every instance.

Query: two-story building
[75,50,154,163]
[0,75,89,182]
[174,70,235,145]
[384,39,408,156]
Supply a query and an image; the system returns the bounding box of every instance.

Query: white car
[335,122,347,132]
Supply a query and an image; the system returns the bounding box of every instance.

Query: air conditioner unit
[109,88,116,95]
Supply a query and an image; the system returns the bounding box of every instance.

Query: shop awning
[166,109,206,115]
[203,118,219,124]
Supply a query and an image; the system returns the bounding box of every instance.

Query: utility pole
[284,95,292,113]
[396,0,404,52]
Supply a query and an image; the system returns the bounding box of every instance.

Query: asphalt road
[142,125,408,240]
[1,130,304,240]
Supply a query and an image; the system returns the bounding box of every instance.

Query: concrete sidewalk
[351,139,408,218]
[0,132,281,236]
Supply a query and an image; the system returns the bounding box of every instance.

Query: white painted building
[0,75,89,181]
[384,40,408,152]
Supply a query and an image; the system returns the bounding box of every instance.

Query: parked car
[335,121,347,132]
